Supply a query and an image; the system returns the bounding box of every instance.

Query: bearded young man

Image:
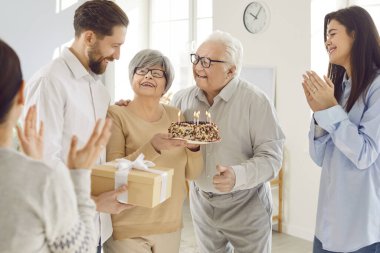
[24,0,131,251]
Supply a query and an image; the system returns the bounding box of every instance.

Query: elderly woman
[103,49,203,253]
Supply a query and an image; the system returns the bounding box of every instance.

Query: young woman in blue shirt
[302,5,380,253]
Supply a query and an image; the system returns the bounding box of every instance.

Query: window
[349,0,380,28]
[150,0,213,97]
[310,0,342,75]
[111,0,212,102]
[311,0,380,75]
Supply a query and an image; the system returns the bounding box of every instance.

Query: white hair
[203,30,243,77]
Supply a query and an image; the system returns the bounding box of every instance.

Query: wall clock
[243,1,270,34]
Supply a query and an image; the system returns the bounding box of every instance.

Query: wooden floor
[180,201,312,253]
[272,231,312,253]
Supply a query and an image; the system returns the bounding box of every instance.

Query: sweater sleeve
[106,106,161,162]
[45,167,96,252]
[184,148,203,180]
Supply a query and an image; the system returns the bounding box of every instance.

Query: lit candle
[206,111,211,123]
[177,111,181,123]
[195,111,200,125]
[193,111,196,123]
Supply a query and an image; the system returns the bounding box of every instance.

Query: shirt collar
[342,72,351,90]
[62,48,101,81]
[195,77,239,104]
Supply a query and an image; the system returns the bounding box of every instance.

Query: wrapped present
[91,154,173,208]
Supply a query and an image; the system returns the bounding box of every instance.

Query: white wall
[0,0,79,81]
[1,0,321,241]
[0,0,147,92]
[214,0,320,241]
[110,0,149,102]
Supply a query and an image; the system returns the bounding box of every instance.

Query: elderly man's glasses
[134,67,166,78]
[190,54,227,68]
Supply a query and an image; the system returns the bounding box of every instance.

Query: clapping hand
[17,105,44,160]
[67,118,112,170]
[302,71,338,112]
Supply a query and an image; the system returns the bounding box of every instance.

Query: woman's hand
[302,71,338,112]
[150,133,187,153]
[66,119,112,170]
[17,105,44,160]
[186,143,200,152]
[115,99,131,107]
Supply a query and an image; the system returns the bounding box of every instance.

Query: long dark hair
[0,39,23,123]
[324,6,380,112]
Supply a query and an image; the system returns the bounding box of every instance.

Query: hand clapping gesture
[67,118,112,170]
[302,71,338,112]
[17,105,44,160]
[18,105,113,171]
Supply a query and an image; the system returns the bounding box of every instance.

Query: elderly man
[171,30,285,253]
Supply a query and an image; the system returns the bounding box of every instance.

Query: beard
[88,45,114,75]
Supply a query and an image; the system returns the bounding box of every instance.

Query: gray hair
[203,30,243,77]
[128,49,175,94]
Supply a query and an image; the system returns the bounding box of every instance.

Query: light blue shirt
[310,71,380,252]
[172,77,285,193]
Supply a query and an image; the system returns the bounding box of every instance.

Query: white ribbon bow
[114,153,168,204]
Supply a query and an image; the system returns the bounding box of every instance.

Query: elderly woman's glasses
[190,54,227,68]
[134,67,166,78]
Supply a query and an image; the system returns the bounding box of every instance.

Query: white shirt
[24,47,112,245]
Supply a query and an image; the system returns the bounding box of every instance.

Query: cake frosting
[168,121,220,142]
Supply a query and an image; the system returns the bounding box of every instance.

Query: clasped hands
[302,71,338,112]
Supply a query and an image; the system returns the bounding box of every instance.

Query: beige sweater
[106,104,203,239]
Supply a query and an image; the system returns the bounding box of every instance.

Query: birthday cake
[168,121,221,143]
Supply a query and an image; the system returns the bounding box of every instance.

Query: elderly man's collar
[195,77,239,103]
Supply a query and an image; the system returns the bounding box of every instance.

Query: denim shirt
[310,71,380,252]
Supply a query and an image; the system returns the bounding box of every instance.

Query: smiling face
[325,19,355,71]
[193,41,235,98]
[87,25,126,74]
[131,64,167,99]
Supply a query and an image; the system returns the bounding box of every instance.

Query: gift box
[91,155,174,208]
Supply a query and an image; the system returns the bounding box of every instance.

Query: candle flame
[206,111,211,123]
[177,111,181,123]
